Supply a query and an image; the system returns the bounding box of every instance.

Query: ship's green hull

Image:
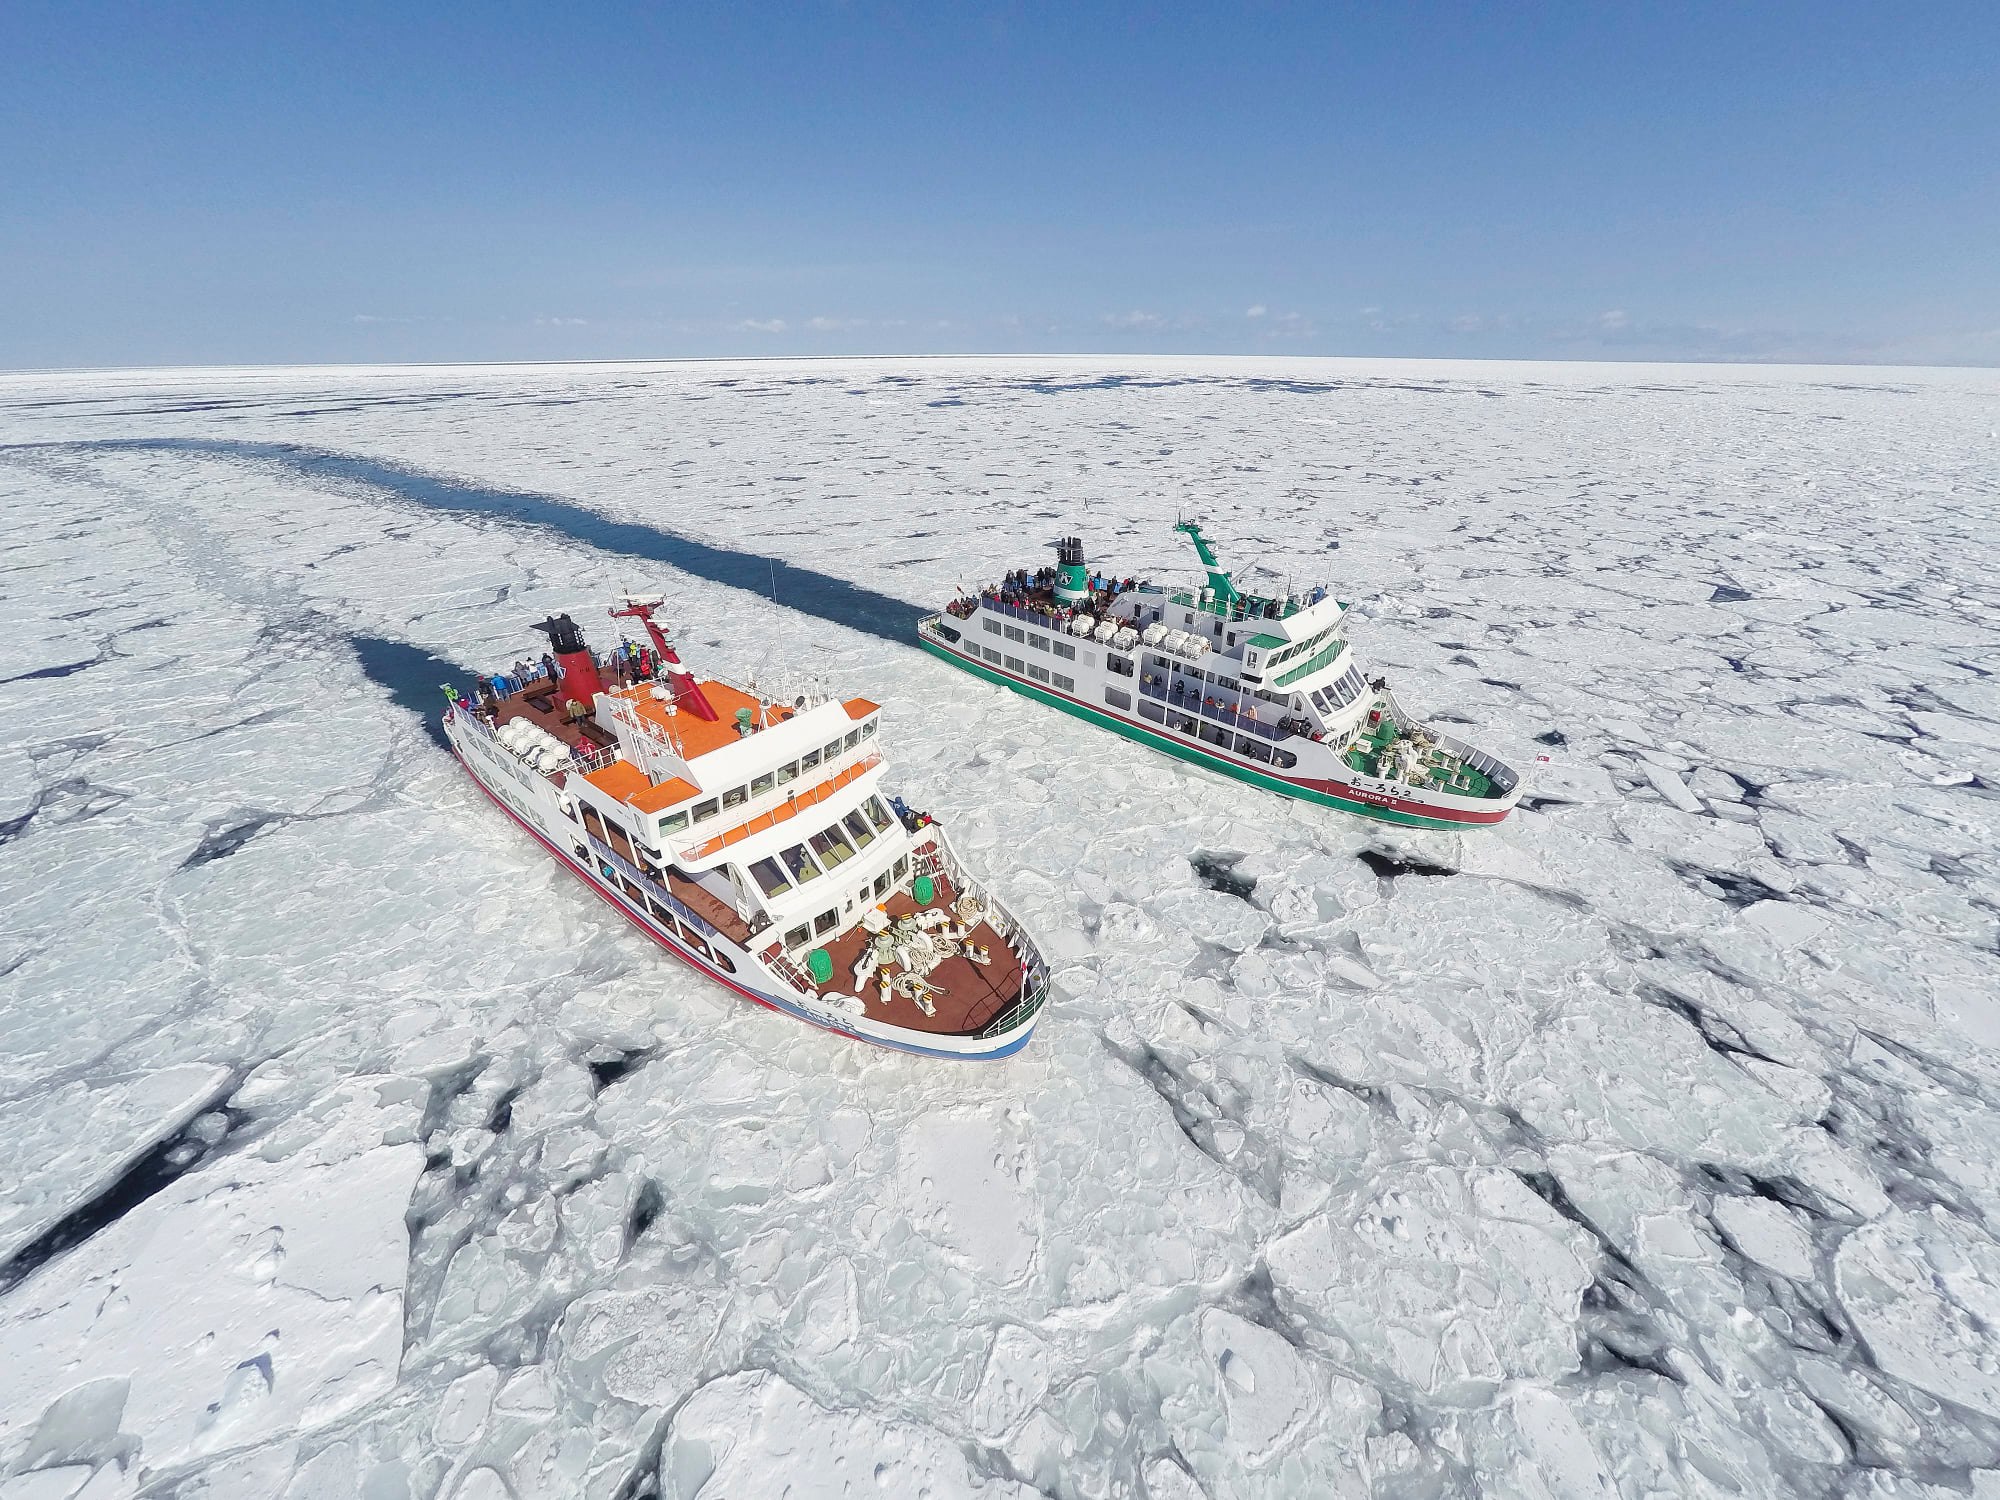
[919,637,1466,830]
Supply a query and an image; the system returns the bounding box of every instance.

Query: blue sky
[3,2,1995,367]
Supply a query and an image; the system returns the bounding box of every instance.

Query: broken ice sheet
[1,357,1997,1497]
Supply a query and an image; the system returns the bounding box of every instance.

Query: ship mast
[610,597,719,721]
[1173,519,1240,606]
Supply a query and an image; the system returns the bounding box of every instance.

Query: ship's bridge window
[692,798,720,824]
[810,825,857,867]
[842,810,875,848]
[777,760,799,784]
[750,857,793,897]
[872,870,891,899]
[863,796,893,832]
[780,843,821,884]
[843,729,859,750]
[722,785,748,810]
[660,809,690,835]
[860,719,876,738]
[801,748,821,770]
[894,854,910,881]
[784,924,810,949]
[821,740,841,762]
[813,909,839,937]
[751,771,775,797]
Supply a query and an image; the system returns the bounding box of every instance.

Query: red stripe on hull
[453,749,798,1022]
[942,648,1513,825]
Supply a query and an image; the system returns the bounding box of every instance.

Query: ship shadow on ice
[35,439,927,646]
[348,634,469,749]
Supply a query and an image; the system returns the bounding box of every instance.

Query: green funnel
[1054,535,1089,604]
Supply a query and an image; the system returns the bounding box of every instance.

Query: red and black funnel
[532,613,605,707]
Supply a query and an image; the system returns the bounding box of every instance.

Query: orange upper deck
[611,678,796,761]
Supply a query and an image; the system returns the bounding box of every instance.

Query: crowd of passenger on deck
[473,639,665,704]
[944,564,1144,625]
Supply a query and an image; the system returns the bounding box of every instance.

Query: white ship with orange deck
[444,598,1049,1060]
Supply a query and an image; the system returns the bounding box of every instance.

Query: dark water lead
[18,438,928,646]
[0,1081,248,1296]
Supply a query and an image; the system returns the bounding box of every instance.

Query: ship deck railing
[585,832,740,942]
[977,595,1074,628]
[1138,678,1295,743]
[1166,587,1331,624]
[449,701,623,777]
[1343,711,1508,800]
[678,753,884,861]
[910,835,1052,1039]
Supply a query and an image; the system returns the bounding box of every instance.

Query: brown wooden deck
[803,868,1027,1037]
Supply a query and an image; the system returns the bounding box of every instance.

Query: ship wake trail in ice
[1,358,1998,1500]
[5,437,929,646]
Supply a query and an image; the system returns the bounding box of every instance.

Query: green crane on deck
[1174,519,1241,607]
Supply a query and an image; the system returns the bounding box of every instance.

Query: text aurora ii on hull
[919,523,1524,829]
[444,597,1050,1060]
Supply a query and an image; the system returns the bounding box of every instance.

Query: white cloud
[1446,314,1485,334]
[1101,310,1166,330]
[806,316,867,332]
[1245,304,1267,319]
[1597,309,1631,331]
[535,316,588,327]
[734,318,789,334]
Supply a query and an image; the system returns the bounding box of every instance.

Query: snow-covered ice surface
[0,355,1996,1499]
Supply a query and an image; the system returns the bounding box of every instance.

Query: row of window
[1268,623,1340,669]
[656,720,877,836]
[981,644,1073,693]
[582,847,737,972]
[746,795,897,897]
[1308,665,1367,716]
[1133,700,1299,767]
[782,854,912,952]
[1143,653,1291,709]
[982,615,1076,658]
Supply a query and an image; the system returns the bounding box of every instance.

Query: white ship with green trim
[918,523,1523,829]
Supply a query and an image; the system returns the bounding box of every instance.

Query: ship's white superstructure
[445,598,1048,1060]
[920,526,1522,828]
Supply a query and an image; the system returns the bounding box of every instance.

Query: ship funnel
[532,613,606,709]
[1054,535,1089,605]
